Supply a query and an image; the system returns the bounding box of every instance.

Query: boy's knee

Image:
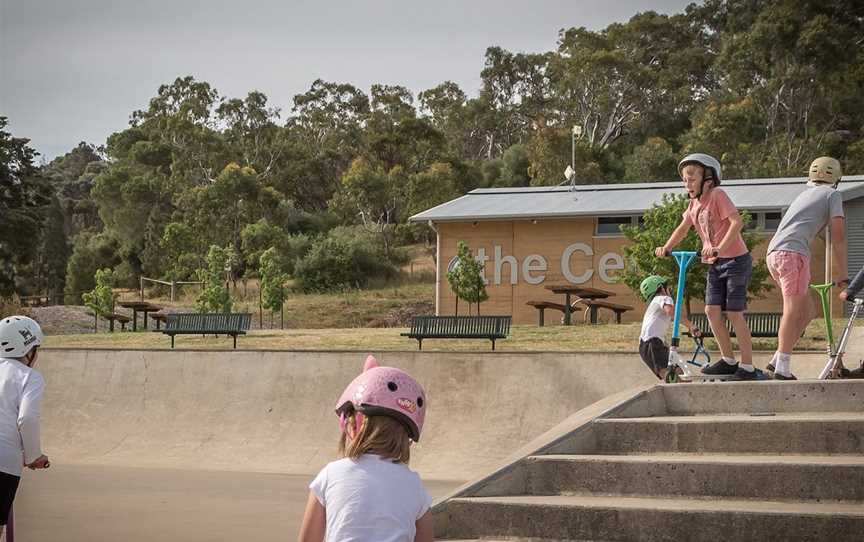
[705,305,721,318]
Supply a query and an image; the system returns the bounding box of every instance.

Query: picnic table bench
[688,313,783,338]
[103,313,131,332]
[579,299,634,324]
[150,312,168,330]
[526,299,634,325]
[163,313,252,348]
[401,315,511,350]
[526,301,568,326]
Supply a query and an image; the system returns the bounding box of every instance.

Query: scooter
[810,282,864,379]
[664,251,727,383]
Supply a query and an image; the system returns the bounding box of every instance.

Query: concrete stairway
[433,380,864,541]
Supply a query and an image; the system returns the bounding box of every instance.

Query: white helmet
[678,153,722,186]
[0,316,44,358]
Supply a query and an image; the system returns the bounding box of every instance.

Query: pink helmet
[335,355,427,442]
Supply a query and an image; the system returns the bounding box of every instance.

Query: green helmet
[640,275,668,301]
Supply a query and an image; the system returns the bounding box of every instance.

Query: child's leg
[705,263,736,361]
[723,254,754,366]
[705,305,736,360]
[768,252,811,376]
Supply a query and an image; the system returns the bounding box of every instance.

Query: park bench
[401,315,511,350]
[688,312,783,338]
[163,313,252,349]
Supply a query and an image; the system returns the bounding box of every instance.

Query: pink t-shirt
[682,188,748,262]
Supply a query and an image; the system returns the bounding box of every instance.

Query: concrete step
[438,495,864,541]
[590,412,864,455]
[525,453,864,501]
[653,380,864,416]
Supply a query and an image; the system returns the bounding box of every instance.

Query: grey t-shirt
[767,184,844,258]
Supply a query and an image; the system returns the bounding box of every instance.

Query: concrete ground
[10,343,853,541]
[13,464,460,542]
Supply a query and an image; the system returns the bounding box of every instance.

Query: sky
[1,0,695,162]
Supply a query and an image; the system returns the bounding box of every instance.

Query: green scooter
[810,282,864,379]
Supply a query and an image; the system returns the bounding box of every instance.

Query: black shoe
[772,372,798,380]
[766,363,775,374]
[701,359,739,375]
[730,367,761,381]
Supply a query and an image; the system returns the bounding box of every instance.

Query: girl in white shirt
[0,316,50,538]
[298,355,432,542]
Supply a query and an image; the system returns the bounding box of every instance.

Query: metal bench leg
[233,334,237,349]
[171,335,175,349]
[491,338,496,351]
[538,309,545,327]
[615,311,622,324]
[590,305,599,324]
[418,339,422,351]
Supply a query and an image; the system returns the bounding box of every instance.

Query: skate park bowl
[17,345,851,541]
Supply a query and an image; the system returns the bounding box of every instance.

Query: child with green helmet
[638,275,702,379]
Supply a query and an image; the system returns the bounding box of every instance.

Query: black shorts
[705,253,752,312]
[639,338,669,379]
[0,471,20,526]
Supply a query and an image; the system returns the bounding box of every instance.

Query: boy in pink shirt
[655,153,757,380]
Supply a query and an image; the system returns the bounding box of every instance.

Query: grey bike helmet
[678,153,722,197]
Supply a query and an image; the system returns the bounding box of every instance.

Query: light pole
[571,124,582,172]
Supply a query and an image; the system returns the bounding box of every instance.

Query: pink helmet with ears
[335,355,427,442]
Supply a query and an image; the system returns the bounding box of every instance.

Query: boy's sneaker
[730,367,761,381]
[767,363,797,380]
[701,360,738,375]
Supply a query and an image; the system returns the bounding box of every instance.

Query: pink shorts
[767,251,810,297]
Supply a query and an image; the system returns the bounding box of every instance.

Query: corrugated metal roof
[410,175,864,223]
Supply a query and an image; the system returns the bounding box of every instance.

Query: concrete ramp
[39,349,662,481]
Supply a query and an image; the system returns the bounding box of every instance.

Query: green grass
[46,318,846,352]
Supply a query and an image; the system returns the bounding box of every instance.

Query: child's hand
[26,454,50,469]
[689,326,702,338]
[840,290,849,301]
[700,246,719,259]
[654,247,668,258]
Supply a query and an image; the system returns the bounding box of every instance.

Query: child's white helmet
[0,316,44,358]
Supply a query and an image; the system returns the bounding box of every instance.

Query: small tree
[82,268,116,332]
[196,245,233,313]
[446,241,489,315]
[260,247,288,329]
[620,193,772,316]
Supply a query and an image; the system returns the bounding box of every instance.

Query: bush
[293,228,398,292]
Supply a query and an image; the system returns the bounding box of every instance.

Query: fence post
[140,276,144,301]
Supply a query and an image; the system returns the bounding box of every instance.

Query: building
[409,176,864,324]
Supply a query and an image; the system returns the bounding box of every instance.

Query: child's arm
[831,216,848,293]
[655,220,692,257]
[298,491,326,542]
[414,510,433,542]
[840,264,864,301]
[707,212,743,257]
[662,303,701,337]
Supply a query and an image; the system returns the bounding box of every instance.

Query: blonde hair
[339,412,412,464]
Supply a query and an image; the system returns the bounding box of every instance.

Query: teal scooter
[665,251,715,383]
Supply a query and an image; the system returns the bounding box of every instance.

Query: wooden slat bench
[401,315,511,350]
[526,301,568,326]
[688,313,783,338]
[579,299,634,324]
[163,313,252,348]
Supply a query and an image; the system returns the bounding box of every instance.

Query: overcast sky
[1,0,695,161]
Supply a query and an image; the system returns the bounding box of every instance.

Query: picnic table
[543,285,615,325]
[118,301,164,331]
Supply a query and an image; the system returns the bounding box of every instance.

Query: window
[764,212,782,231]
[743,210,783,233]
[596,216,638,236]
